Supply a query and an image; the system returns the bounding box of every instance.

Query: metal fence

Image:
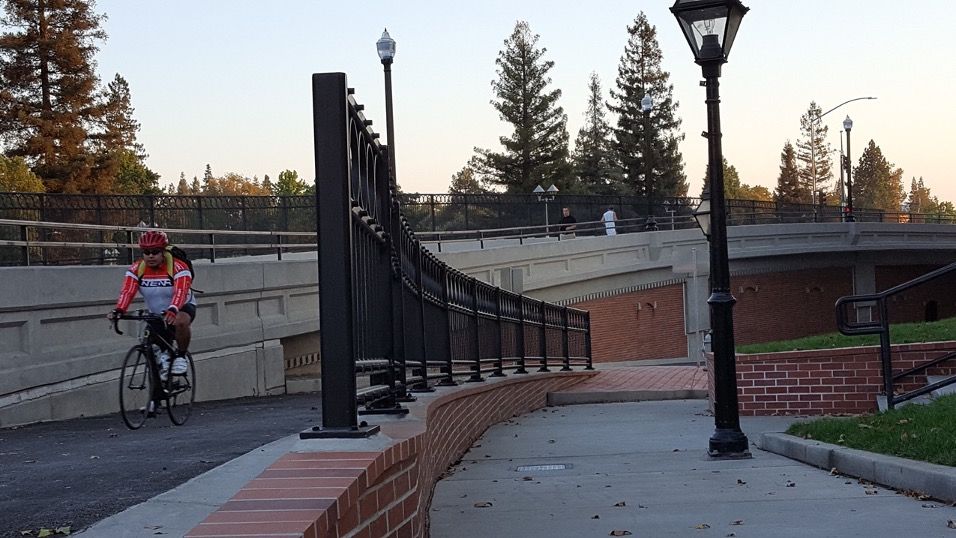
[304,73,592,438]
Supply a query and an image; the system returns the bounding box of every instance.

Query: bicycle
[110,310,196,429]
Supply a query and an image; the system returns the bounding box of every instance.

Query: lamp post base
[708,428,752,459]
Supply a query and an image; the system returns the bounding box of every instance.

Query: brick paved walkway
[564,365,707,392]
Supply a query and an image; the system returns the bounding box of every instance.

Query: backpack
[136,245,201,292]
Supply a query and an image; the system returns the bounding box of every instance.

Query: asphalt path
[0,393,322,537]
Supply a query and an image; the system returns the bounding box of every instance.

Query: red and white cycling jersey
[115,258,195,315]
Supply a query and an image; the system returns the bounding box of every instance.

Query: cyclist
[107,230,196,377]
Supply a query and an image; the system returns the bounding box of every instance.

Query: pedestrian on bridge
[601,206,618,236]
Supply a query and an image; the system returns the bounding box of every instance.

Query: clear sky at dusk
[94,1,954,202]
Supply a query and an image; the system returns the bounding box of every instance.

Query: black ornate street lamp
[377,29,397,182]
[671,0,751,459]
[843,115,855,222]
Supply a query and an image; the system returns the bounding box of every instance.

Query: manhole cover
[515,464,571,472]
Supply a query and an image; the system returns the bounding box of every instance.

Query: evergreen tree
[176,172,189,194]
[448,164,487,195]
[906,176,936,215]
[112,148,159,194]
[852,140,904,212]
[262,173,273,195]
[0,154,44,192]
[609,12,686,201]
[190,176,201,194]
[96,73,145,158]
[202,164,214,192]
[0,0,107,192]
[571,73,617,194]
[795,102,833,204]
[774,141,804,204]
[472,21,570,193]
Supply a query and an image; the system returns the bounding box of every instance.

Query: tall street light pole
[642,94,659,231]
[377,29,397,183]
[843,115,855,222]
[672,0,751,459]
[810,97,876,215]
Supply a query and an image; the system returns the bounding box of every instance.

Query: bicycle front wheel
[119,346,154,430]
[166,353,195,426]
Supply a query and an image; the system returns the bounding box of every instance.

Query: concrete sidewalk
[430,399,956,538]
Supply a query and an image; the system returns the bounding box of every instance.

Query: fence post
[411,239,433,391]
[561,306,572,371]
[301,72,371,438]
[468,278,484,382]
[20,224,30,266]
[491,288,506,377]
[515,296,528,374]
[430,194,436,232]
[438,268,457,386]
[585,312,594,370]
[538,300,550,372]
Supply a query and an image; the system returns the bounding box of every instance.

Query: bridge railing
[304,73,591,438]
[0,218,316,266]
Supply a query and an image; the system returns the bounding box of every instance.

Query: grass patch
[786,393,956,467]
[737,316,956,354]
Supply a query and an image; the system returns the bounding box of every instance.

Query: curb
[548,389,707,406]
[758,432,956,503]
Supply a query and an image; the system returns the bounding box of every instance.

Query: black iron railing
[303,73,592,438]
[3,190,953,238]
[835,262,956,409]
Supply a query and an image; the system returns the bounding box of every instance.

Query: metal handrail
[835,261,956,409]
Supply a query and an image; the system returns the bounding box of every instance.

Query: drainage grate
[515,464,571,472]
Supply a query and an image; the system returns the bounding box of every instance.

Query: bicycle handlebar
[109,310,164,335]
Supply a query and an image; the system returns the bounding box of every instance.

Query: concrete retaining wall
[0,258,319,427]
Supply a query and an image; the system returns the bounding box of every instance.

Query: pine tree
[448,164,487,194]
[176,172,189,194]
[190,176,201,194]
[571,73,617,194]
[609,12,686,201]
[906,176,937,215]
[0,0,107,192]
[852,140,904,212]
[795,102,833,204]
[472,21,570,194]
[202,164,214,192]
[96,73,145,159]
[774,141,804,204]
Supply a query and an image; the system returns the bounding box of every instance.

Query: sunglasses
[141,249,163,256]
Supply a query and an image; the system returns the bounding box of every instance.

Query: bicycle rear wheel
[119,346,154,430]
[166,353,195,425]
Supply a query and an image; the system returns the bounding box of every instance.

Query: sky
[93,1,955,202]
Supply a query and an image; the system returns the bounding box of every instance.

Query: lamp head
[693,185,712,239]
[377,28,396,63]
[671,0,749,65]
[843,115,853,131]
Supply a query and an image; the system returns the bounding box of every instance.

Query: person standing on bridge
[107,230,196,378]
[559,207,577,238]
[601,206,618,236]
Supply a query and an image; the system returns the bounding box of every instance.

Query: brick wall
[706,342,956,416]
[186,371,594,538]
[731,267,853,345]
[875,264,956,324]
[572,284,686,362]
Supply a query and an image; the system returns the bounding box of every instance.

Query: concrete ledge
[186,369,597,538]
[548,388,706,406]
[758,432,956,502]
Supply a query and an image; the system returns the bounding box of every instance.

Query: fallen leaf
[898,419,910,424]
[37,530,53,538]
[730,520,744,525]
[613,501,626,507]
[522,476,533,481]
[609,531,632,536]
[736,479,747,485]
[548,440,556,444]
[694,523,711,529]
[55,527,70,535]
[857,423,874,429]
[948,520,956,529]
[726,533,737,537]
[473,501,493,508]
[591,515,600,519]
[786,480,796,487]
[830,468,839,475]
[19,531,33,536]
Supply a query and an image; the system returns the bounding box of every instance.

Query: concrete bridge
[3,221,955,427]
